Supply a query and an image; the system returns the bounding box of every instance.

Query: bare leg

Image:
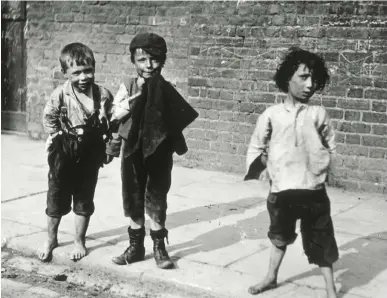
[149,219,163,231]
[129,216,145,229]
[70,215,90,261]
[320,266,338,298]
[248,245,286,295]
[38,216,60,262]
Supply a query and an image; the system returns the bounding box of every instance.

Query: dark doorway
[1,1,27,132]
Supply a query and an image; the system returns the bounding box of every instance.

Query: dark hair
[59,43,95,72]
[130,48,167,68]
[274,47,330,93]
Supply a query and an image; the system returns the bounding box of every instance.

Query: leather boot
[150,228,174,269]
[111,227,145,265]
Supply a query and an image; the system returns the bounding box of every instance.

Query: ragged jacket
[106,74,198,159]
[42,80,114,153]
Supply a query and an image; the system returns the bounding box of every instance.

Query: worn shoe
[150,228,174,269]
[111,227,145,265]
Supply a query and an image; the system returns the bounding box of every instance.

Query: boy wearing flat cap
[107,32,198,269]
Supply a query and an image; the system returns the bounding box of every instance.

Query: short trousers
[121,140,173,225]
[46,133,104,217]
[267,187,339,266]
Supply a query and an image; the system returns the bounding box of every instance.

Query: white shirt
[246,103,336,193]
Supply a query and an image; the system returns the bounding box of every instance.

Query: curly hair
[59,43,95,72]
[274,47,330,93]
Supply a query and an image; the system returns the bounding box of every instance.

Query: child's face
[133,48,162,79]
[64,62,95,93]
[288,63,315,103]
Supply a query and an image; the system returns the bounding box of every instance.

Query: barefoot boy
[40,43,114,262]
[107,32,198,269]
[246,48,339,297]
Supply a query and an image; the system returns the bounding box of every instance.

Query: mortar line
[224,245,270,268]
[1,190,48,203]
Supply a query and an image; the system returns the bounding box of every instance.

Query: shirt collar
[63,80,95,99]
[282,101,308,112]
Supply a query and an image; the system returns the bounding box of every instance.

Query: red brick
[344,111,361,121]
[186,128,206,140]
[240,102,255,113]
[219,90,233,101]
[335,132,345,143]
[372,124,387,136]
[369,29,387,39]
[205,89,219,99]
[362,135,387,148]
[189,98,212,109]
[374,79,387,89]
[248,93,276,103]
[205,110,219,120]
[188,78,210,87]
[372,101,387,112]
[326,109,344,119]
[338,99,369,110]
[364,89,386,100]
[254,104,267,114]
[84,14,107,23]
[359,158,387,171]
[211,79,240,90]
[219,111,234,121]
[323,86,347,97]
[199,89,207,98]
[221,69,238,79]
[247,70,274,81]
[321,97,337,107]
[369,148,387,159]
[374,53,387,64]
[337,122,371,134]
[233,133,245,144]
[346,134,361,145]
[212,100,237,111]
[205,130,219,141]
[219,131,232,142]
[325,27,369,39]
[348,77,373,87]
[362,112,387,123]
[186,139,210,150]
[346,88,364,98]
[336,144,369,157]
[188,87,199,97]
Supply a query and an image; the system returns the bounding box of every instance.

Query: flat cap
[129,32,167,56]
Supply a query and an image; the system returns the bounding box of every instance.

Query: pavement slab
[2,133,387,298]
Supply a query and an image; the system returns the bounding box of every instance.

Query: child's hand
[136,77,146,90]
[103,154,114,165]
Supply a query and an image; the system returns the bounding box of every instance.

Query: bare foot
[70,240,87,261]
[248,278,277,295]
[38,240,58,262]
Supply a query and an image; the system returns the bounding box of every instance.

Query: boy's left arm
[100,88,121,164]
[317,107,336,154]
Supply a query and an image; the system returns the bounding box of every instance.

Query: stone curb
[3,243,233,298]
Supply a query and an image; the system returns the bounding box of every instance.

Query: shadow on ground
[287,231,387,297]
[82,196,267,254]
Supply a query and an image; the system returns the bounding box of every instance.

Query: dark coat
[117,73,198,159]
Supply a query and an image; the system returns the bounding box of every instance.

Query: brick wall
[25,1,387,194]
